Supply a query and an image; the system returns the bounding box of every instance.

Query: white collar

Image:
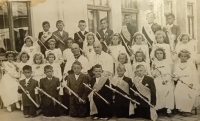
[138,76,144,83]
[103,28,107,33]
[81,30,85,34]
[75,73,80,80]
[25,77,31,83]
[43,30,50,33]
[96,77,100,84]
[47,77,53,80]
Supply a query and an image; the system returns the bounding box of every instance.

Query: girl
[150,30,173,65]
[117,53,132,78]
[131,32,150,63]
[32,52,45,83]
[21,36,40,64]
[46,52,62,81]
[173,50,200,115]
[0,51,20,112]
[45,39,63,64]
[63,37,74,60]
[132,50,151,76]
[151,48,174,116]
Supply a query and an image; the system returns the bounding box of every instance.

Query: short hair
[110,33,120,45]
[155,30,166,39]
[33,53,44,64]
[124,14,131,17]
[135,50,146,62]
[5,51,18,58]
[166,13,175,19]
[48,39,56,44]
[79,20,86,24]
[19,51,30,61]
[118,53,128,64]
[136,64,145,70]
[117,63,126,71]
[154,48,166,59]
[133,32,145,42]
[44,65,53,71]
[46,52,56,60]
[56,20,64,26]
[23,65,32,71]
[86,32,95,40]
[93,64,102,70]
[66,37,74,43]
[72,61,82,68]
[42,21,50,27]
[100,18,108,23]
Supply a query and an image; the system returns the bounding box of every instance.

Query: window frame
[164,0,173,15]
[187,2,194,38]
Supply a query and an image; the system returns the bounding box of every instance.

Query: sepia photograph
[0,0,200,121]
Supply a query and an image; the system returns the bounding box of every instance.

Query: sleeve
[74,33,79,44]
[82,57,91,73]
[149,78,156,106]
[57,49,64,64]
[35,81,40,105]
[175,26,181,45]
[82,75,90,101]
[62,31,68,42]
[105,55,114,73]
[18,81,23,93]
[64,60,71,74]
[145,45,150,63]
[146,63,152,77]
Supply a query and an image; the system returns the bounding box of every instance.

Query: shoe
[16,102,20,109]
[180,112,192,117]
[24,115,30,118]
[6,106,12,112]
[166,113,173,117]
[93,117,99,120]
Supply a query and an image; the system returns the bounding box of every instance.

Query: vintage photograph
[0,0,200,121]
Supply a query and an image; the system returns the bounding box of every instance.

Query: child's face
[67,40,73,48]
[118,55,126,64]
[146,13,155,24]
[93,68,102,78]
[155,50,164,60]
[21,54,29,63]
[23,69,32,79]
[35,56,42,64]
[135,53,143,62]
[180,53,188,63]
[87,35,94,45]
[25,39,33,47]
[78,22,87,31]
[7,54,14,61]
[182,36,189,44]
[124,16,131,23]
[57,23,64,31]
[45,68,53,78]
[135,35,143,45]
[49,42,55,50]
[136,66,146,77]
[48,55,55,63]
[117,68,125,77]
[100,20,108,29]
[156,35,164,44]
[72,64,82,75]
[112,36,119,45]
[166,16,175,25]
[43,24,50,32]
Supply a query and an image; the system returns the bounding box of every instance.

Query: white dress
[83,45,95,64]
[0,61,20,107]
[21,46,39,64]
[32,64,46,82]
[132,61,151,77]
[151,60,174,110]
[63,48,73,60]
[46,62,62,81]
[45,48,63,64]
[109,45,128,63]
[174,61,200,112]
[131,44,150,63]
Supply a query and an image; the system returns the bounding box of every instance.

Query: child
[131,32,150,63]
[88,64,112,120]
[173,50,200,115]
[132,50,151,77]
[151,48,174,117]
[45,39,63,64]
[64,61,90,117]
[40,65,60,117]
[150,30,173,65]
[52,20,68,52]
[0,51,20,112]
[21,36,40,64]
[38,21,52,55]
[110,63,133,118]
[108,33,128,63]
[63,37,74,60]
[74,20,88,49]
[46,52,62,81]
[18,65,39,118]
[117,53,132,78]
[32,52,45,83]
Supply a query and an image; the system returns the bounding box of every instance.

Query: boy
[110,64,133,118]
[40,65,60,117]
[74,20,88,49]
[96,19,113,52]
[18,65,39,118]
[89,64,112,120]
[38,21,52,55]
[52,20,69,52]
[64,61,90,117]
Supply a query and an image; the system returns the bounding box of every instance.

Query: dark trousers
[69,103,87,117]
[43,102,60,117]
[60,93,69,115]
[133,106,151,120]
[115,105,129,118]
[23,105,36,117]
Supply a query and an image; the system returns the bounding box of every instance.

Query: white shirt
[117,76,124,84]
[81,31,85,35]
[59,31,63,36]
[25,77,31,84]
[103,28,107,34]
[96,77,100,84]
[47,77,53,80]
[138,76,144,83]
[75,74,80,80]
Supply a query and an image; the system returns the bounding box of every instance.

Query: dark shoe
[166,113,173,117]
[24,115,30,118]
[180,112,192,117]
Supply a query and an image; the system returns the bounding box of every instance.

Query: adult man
[131,64,157,120]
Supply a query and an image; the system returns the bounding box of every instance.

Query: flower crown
[179,49,191,55]
[6,51,18,54]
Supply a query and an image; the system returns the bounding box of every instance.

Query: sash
[42,31,52,41]
[93,77,107,92]
[77,32,84,41]
[143,24,155,45]
[121,25,131,42]
[132,76,158,121]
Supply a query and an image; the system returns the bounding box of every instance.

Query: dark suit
[40,76,60,117]
[163,25,181,45]
[74,31,88,49]
[52,30,69,52]
[18,78,39,116]
[113,76,133,118]
[90,78,112,118]
[66,73,90,117]
[38,32,51,55]
[131,75,156,119]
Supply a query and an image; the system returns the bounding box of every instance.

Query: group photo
[0,0,200,121]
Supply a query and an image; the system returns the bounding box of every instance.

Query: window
[164,0,172,15]
[187,3,194,38]
[87,0,110,33]
[121,0,137,10]
[0,1,32,55]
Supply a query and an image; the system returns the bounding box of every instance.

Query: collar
[74,54,81,59]
[25,77,31,82]
[103,28,107,33]
[80,30,85,34]
[43,30,50,33]
[47,77,53,80]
